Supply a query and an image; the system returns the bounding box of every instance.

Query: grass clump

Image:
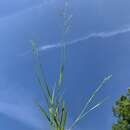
[31,1,112,130]
[32,41,112,130]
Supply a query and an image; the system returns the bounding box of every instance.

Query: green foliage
[112,88,130,130]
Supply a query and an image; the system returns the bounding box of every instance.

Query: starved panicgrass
[32,41,112,130]
[32,1,112,130]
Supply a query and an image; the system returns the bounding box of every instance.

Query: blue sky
[0,0,130,130]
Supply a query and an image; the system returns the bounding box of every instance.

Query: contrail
[39,25,130,51]
[20,25,130,56]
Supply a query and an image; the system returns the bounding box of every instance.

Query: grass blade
[80,97,109,120]
[78,75,112,119]
[69,75,112,130]
[58,64,64,88]
[36,101,51,123]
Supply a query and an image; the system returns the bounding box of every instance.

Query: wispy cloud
[0,1,48,22]
[39,25,130,51]
[0,102,47,129]
[0,82,47,129]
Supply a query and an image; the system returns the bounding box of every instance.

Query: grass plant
[32,41,112,130]
[32,1,112,130]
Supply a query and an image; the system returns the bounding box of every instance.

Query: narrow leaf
[36,102,51,123]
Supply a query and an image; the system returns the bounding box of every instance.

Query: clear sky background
[0,0,130,130]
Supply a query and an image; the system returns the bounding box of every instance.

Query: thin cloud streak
[0,102,47,129]
[20,25,130,56]
[39,26,130,51]
[0,1,48,22]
